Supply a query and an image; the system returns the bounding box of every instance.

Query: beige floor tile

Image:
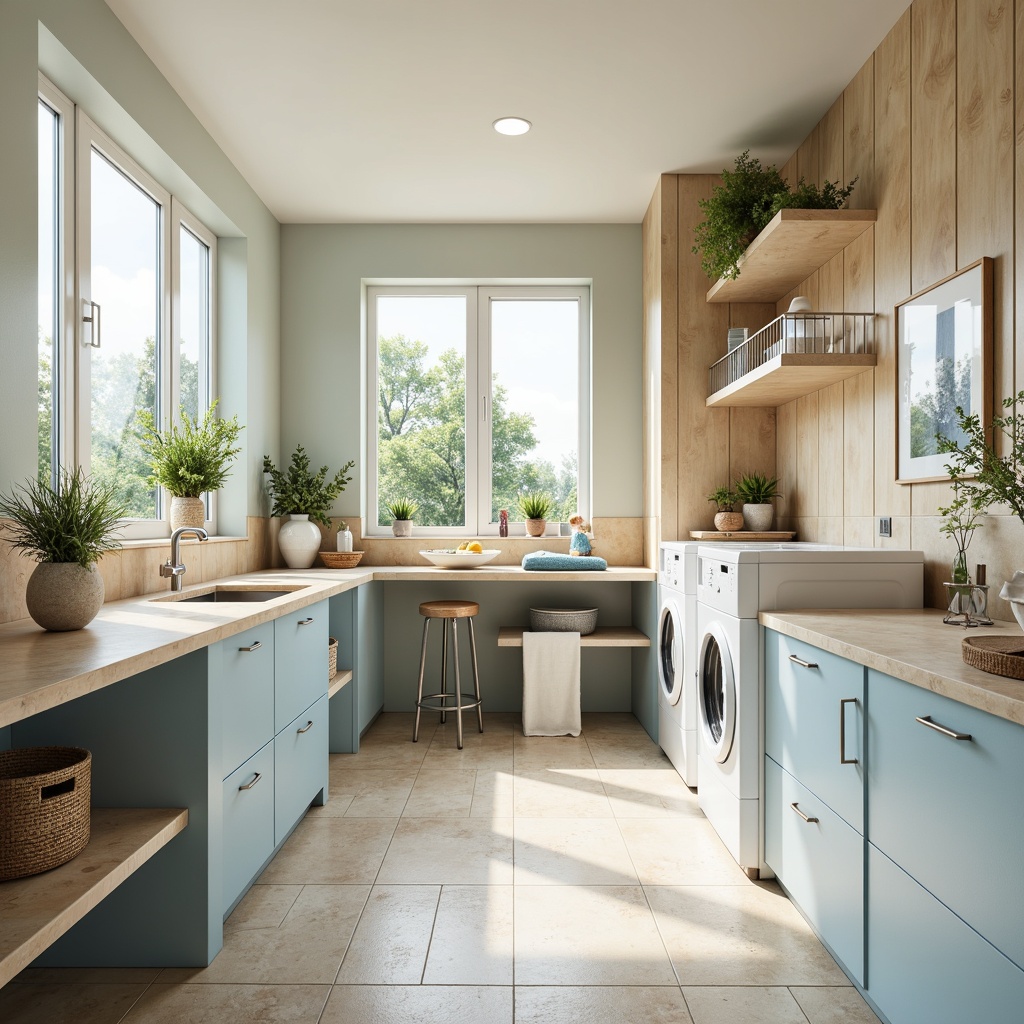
[316,766,417,817]
[13,968,160,984]
[617,818,751,885]
[336,884,439,984]
[648,884,850,987]
[421,729,514,769]
[514,985,693,1024]
[321,985,513,1024]
[225,883,301,929]
[0,981,148,1023]
[682,986,807,1024]
[585,734,673,768]
[790,986,883,1024]
[404,768,478,816]
[422,884,514,984]
[124,983,330,1023]
[367,712,436,738]
[513,733,597,770]
[160,885,369,985]
[599,767,702,818]
[514,885,677,985]
[335,727,432,769]
[256,816,398,884]
[470,769,515,817]
[377,817,514,884]
[579,712,649,736]
[513,768,612,817]
[513,818,639,885]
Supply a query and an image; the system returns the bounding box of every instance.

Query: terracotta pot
[26,562,104,631]
[170,495,205,532]
[714,511,745,532]
[525,518,546,537]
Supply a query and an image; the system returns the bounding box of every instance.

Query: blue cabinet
[275,693,328,845]
[275,604,329,731]
[222,742,275,912]
[212,623,274,776]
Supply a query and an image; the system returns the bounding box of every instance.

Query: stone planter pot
[525,518,546,538]
[26,562,104,631]
[278,513,321,568]
[170,495,205,532]
[714,511,745,532]
[391,519,413,538]
[742,503,775,532]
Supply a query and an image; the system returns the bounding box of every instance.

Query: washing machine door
[658,596,683,706]
[699,618,736,763]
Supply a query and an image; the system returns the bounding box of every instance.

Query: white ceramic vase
[170,495,205,532]
[278,513,321,568]
[26,562,104,631]
[742,503,774,532]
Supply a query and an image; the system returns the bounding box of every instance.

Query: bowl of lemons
[420,543,501,569]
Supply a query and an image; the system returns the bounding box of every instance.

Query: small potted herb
[518,491,553,537]
[734,472,781,532]
[384,498,418,537]
[707,486,743,532]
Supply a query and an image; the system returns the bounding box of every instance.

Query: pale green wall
[280,224,643,519]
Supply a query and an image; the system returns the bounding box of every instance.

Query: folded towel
[522,551,607,571]
[522,632,581,737]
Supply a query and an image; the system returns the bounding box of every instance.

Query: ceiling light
[493,117,531,136]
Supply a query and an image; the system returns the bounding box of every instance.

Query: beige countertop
[0,564,654,730]
[760,608,1024,727]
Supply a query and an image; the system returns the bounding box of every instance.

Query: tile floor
[2,712,884,1023]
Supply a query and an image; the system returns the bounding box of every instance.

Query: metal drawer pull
[298,617,314,626]
[791,802,819,824]
[238,771,262,791]
[915,715,972,741]
[238,640,262,652]
[788,654,819,669]
[297,720,314,734]
[840,697,859,764]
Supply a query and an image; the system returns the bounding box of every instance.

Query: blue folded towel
[522,550,608,571]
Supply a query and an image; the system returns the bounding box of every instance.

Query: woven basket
[328,636,339,679]
[320,551,364,569]
[0,746,92,880]
[962,635,1024,680]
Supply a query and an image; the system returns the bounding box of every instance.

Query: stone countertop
[0,564,654,729]
[760,608,1024,727]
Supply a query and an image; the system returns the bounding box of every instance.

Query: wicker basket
[962,635,1024,679]
[328,637,339,679]
[320,551,364,569]
[0,746,92,880]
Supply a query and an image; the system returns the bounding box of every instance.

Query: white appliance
[695,544,923,878]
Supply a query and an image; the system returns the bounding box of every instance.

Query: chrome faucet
[161,526,209,591]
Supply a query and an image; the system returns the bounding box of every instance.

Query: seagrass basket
[328,637,339,679]
[319,551,364,569]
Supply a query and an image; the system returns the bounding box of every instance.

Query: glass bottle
[499,509,508,537]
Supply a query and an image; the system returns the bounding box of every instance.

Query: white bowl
[420,548,501,569]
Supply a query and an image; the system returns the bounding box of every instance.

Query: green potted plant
[384,498,418,538]
[262,445,355,567]
[707,486,744,532]
[137,399,243,531]
[0,467,126,631]
[936,472,986,615]
[734,471,781,532]
[518,491,553,537]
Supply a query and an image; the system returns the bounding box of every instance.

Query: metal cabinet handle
[916,715,972,741]
[788,653,819,669]
[298,617,314,626]
[296,720,314,734]
[840,697,859,764]
[238,640,262,652]
[791,802,819,824]
[238,771,262,791]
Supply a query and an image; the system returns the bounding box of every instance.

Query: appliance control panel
[697,553,757,617]
[661,550,682,588]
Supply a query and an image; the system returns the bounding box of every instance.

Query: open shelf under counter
[0,806,188,988]
[497,627,650,648]
[328,668,353,699]
[706,351,876,407]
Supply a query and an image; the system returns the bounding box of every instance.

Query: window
[366,284,590,536]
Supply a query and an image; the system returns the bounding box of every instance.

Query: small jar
[336,523,353,552]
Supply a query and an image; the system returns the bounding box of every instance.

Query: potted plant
[384,498,418,538]
[707,486,744,532]
[138,399,243,531]
[936,472,986,616]
[262,445,355,568]
[0,467,126,631]
[518,491,553,537]
[734,472,781,532]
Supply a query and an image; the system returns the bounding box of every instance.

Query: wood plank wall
[642,0,1023,612]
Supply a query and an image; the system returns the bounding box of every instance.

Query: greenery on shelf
[384,498,418,522]
[707,486,737,512]
[0,467,127,567]
[734,472,781,505]
[691,150,858,282]
[518,491,553,521]
[262,445,355,528]
[137,399,243,498]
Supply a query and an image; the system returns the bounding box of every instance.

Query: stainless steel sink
[154,586,307,604]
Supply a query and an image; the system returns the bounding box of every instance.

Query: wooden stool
[413,600,484,749]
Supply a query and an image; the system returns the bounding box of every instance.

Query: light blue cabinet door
[867,843,1024,1024]
[275,600,329,732]
[764,756,864,983]
[868,670,1024,970]
[222,741,275,914]
[765,630,865,830]
[275,693,329,845]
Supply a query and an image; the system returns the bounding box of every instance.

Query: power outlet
[878,516,892,538]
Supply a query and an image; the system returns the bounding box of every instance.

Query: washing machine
[695,544,924,878]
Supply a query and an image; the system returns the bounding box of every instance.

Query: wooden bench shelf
[328,668,353,699]
[706,352,876,407]
[498,627,650,648]
[0,806,188,988]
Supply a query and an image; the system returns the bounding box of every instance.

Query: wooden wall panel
[796,124,820,188]
[819,382,845,517]
[844,229,876,518]
[845,58,876,207]
[820,96,845,187]
[796,392,820,517]
[728,303,777,482]
[776,400,798,526]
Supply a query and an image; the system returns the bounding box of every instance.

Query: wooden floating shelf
[498,627,650,648]
[328,669,353,699]
[689,531,796,541]
[706,209,877,304]
[0,806,188,988]
[706,352,876,408]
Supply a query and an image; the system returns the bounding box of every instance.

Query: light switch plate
[878,516,892,538]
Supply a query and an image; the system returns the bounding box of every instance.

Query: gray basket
[529,607,598,635]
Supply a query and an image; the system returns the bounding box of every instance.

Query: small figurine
[499,509,509,537]
[568,514,592,556]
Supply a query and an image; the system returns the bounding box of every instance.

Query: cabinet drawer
[764,756,864,983]
[868,670,1024,969]
[765,630,865,830]
[222,742,275,914]
[275,601,329,731]
[214,623,275,777]
[275,693,328,845]
[867,843,1024,1023]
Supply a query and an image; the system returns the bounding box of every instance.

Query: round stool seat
[419,600,479,619]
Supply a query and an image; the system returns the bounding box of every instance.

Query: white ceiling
[103,0,909,225]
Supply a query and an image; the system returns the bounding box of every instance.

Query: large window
[366,285,590,536]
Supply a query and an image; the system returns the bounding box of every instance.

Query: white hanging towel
[522,631,581,737]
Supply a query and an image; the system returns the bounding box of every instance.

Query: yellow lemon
[457,542,469,551]
[467,541,483,553]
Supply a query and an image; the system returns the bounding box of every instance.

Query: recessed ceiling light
[493,117,531,136]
